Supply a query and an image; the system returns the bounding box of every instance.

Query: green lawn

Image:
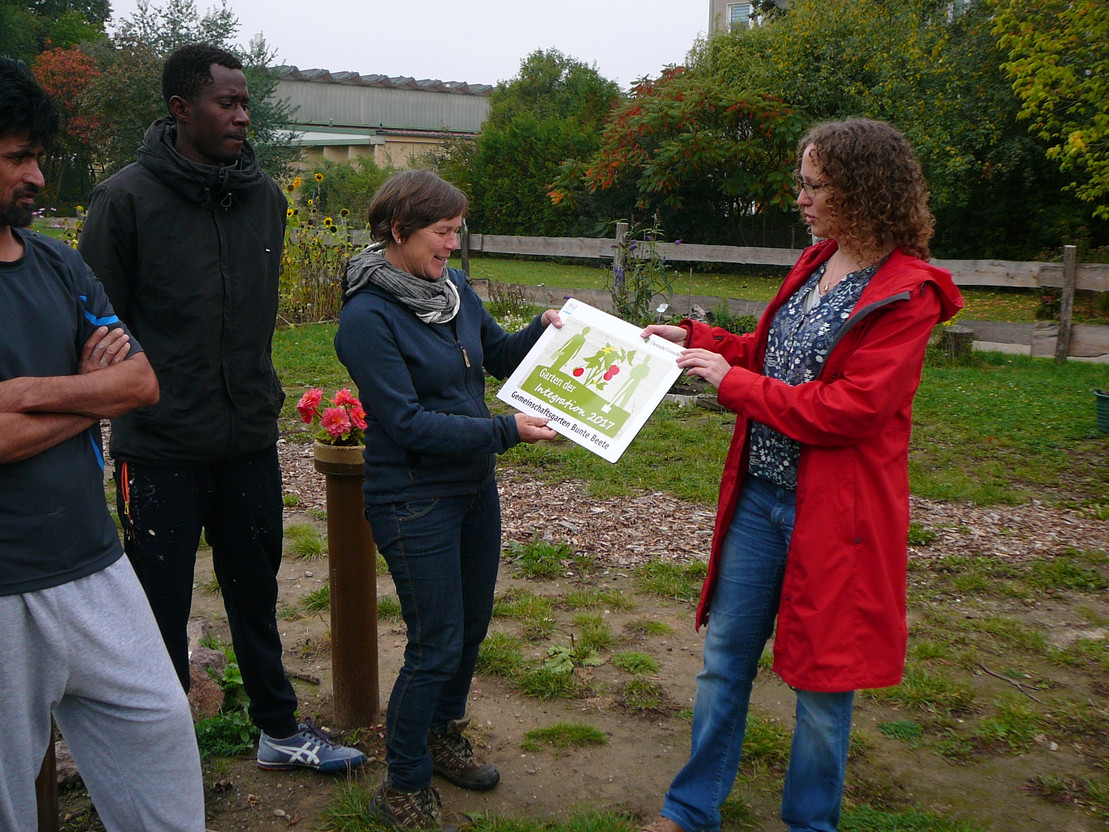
[272,323,1108,509]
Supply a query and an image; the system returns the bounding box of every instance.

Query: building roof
[273,65,493,95]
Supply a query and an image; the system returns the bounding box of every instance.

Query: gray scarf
[342,242,460,324]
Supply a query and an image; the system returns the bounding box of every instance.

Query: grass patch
[493,590,557,640]
[194,710,257,759]
[739,713,792,772]
[377,594,402,621]
[284,521,325,559]
[521,722,608,752]
[1026,554,1107,592]
[866,665,975,716]
[514,664,585,700]
[319,780,375,831]
[506,534,574,579]
[198,570,221,596]
[840,805,986,831]
[477,632,526,678]
[879,719,924,745]
[620,679,669,714]
[572,613,615,652]
[276,602,301,621]
[563,588,634,611]
[300,585,330,612]
[907,522,937,546]
[634,558,708,601]
[719,796,762,831]
[624,618,674,637]
[972,697,1039,753]
[612,651,660,676]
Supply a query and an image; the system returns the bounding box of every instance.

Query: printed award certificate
[497,298,683,463]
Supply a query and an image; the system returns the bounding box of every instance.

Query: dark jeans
[115,445,298,737]
[364,477,502,791]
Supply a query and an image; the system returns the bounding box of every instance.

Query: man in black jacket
[79,43,365,773]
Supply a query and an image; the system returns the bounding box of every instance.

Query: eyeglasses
[793,174,833,198]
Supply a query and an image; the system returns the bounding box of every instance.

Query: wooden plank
[1039,263,1109,293]
[472,235,617,259]
[1032,322,1109,359]
[652,241,799,267]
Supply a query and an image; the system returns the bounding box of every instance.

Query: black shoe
[427,718,500,791]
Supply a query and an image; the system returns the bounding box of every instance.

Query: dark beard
[0,187,37,228]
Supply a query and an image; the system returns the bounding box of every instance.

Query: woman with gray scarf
[335,170,562,832]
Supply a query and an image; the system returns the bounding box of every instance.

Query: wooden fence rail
[350,229,1109,293]
[346,229,1108,358]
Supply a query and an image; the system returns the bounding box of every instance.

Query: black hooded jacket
[79,118,287,464]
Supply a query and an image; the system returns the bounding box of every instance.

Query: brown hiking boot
[426,718,500,791]
[369,784,457,832]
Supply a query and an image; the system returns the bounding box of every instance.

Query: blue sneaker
[257,719,368,772]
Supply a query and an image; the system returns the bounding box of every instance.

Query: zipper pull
[461,347,471,368]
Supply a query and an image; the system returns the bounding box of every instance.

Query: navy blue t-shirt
[0,228,138,594]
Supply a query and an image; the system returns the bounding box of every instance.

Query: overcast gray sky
[107,0,714,89]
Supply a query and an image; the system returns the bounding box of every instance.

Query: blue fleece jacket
[335,268,546,504]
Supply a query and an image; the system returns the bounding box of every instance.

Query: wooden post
[36,725,57,832]
[614,222,629,271]
[1055,245,1077,364]
[459,219,470,279]
[312,443,380,728]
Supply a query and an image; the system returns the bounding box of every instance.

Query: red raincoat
[684,242,963,692]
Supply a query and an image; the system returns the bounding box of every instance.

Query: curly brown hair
[798,118,934,260]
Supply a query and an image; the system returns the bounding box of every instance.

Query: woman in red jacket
[641,119,963,832]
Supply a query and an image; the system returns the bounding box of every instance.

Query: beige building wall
[274,67,490,171]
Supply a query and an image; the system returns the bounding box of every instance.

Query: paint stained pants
[116,445,299,737]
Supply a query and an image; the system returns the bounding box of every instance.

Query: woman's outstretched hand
[516,413,559,443]
[677,348,732,390]
[640,324,686,345]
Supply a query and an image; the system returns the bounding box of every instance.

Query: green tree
[994,0,1109,219]
[460,49,621,236]
[552,68,806,245]
[684,0,1103,257]
[0,0,106,62]
[81,0,297,179]
[81,41,164,177]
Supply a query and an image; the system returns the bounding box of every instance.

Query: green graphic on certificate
[498,299,683,462]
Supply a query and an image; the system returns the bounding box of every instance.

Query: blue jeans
[662,477,855,832]
[364,477,502,791]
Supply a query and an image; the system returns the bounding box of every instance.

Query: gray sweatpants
[0,556,205,832]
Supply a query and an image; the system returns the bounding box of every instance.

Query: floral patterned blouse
[747,258,882,489]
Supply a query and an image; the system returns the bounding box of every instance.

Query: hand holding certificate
[498,299,683,462]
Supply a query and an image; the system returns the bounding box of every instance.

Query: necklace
[820,255,847,294]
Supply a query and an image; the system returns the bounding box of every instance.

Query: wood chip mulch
[278,441,1107,568]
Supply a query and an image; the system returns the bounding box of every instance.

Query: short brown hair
[367,170,468,243]
[798,118,934,260]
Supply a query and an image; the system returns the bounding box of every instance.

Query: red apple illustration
[572,367,584,377]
